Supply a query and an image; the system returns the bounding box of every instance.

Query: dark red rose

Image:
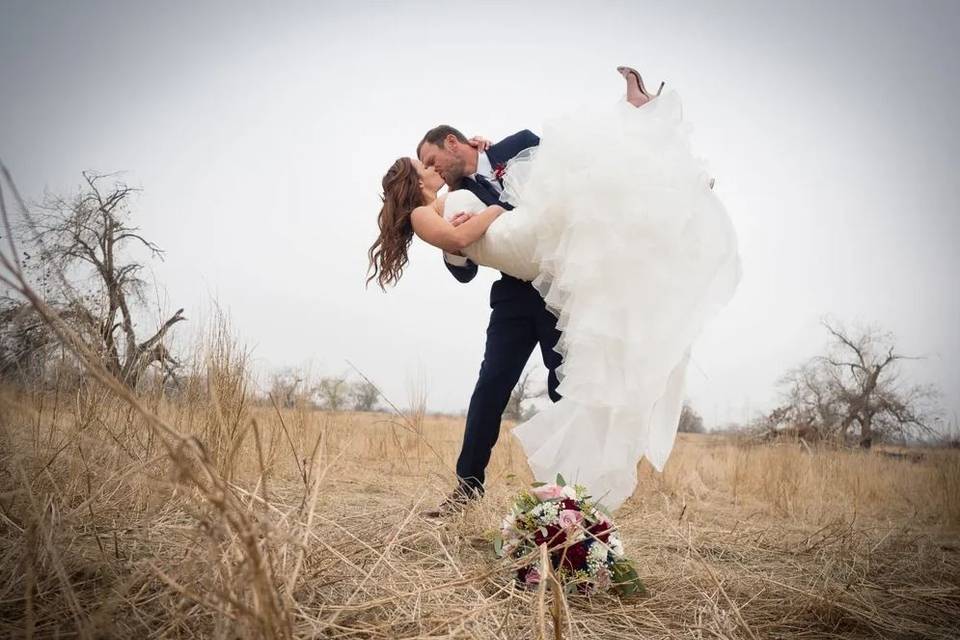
[588,520,611,543]
[493,163,507,180]
[534,525,565,547]
[555,541,588,571]
[559,499,579,511]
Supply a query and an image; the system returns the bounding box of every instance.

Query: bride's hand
[468,136,492,153]
[449,212,474,227]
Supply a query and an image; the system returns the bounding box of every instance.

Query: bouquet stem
[536,543,566,640]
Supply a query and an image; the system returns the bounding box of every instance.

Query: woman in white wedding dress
[368,67,740,510]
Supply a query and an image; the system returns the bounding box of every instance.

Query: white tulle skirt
[502,91,741,510]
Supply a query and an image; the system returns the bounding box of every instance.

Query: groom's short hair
[417,125,468,157]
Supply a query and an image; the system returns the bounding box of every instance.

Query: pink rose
[531,484,564,501]
[558,509,583,530]
[524,567,541,585]
[593,510,611,526]
[594,566,612,591]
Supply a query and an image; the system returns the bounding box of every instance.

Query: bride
[368,67,740,510]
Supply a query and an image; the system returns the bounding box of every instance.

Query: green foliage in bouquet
[495,477,646,597]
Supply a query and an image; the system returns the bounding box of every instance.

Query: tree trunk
[858,416,873,449]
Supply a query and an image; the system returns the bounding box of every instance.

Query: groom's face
[419,136,467,188]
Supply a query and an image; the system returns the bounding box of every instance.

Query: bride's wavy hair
[367,157,423,290]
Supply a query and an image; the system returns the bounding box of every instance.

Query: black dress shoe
[422,486,482,518]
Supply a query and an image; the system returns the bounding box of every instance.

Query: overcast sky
[1,0,958,428]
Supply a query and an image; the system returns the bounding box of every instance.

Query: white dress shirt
[473,151,503,194]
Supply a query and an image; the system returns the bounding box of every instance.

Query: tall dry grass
[1,312,959,638]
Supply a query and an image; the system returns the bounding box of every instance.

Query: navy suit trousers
[456,280,562,493]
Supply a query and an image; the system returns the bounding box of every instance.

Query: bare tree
[314,375,349,411]
[1,252,92,384]
[779,359,842,434]
[750,404,820,443]
[504,369,546,421]
[269,367,309,408]
[8,171,184,388]
[1,294,52,381]
[350,380,380,412]
[678,402,705,433]
[942,414,960,449]
[774,320,939,448]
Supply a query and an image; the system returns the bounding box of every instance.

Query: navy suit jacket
[444,129,540,296]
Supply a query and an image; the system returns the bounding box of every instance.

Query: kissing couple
[368,66,741,514]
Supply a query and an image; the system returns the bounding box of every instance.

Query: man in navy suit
[417,125,562,515]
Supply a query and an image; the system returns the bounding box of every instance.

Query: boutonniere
[492,163,507,182]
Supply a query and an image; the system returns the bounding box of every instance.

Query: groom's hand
[450,212,474,227]
[468,136,492,153]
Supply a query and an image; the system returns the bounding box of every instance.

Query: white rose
[589,542,609,562]
[610,537,625,558]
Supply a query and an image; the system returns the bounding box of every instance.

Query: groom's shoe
[422,485,482,518]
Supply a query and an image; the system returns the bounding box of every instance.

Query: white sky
[2,0,958,428]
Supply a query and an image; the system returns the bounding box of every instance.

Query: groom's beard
[443,156,469,188]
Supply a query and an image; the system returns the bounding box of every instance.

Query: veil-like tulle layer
[502,91,741,509]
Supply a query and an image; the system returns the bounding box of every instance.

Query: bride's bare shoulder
[414,197,445,217]
[411,200,443,222]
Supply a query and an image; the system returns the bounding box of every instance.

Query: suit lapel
[457,178,499,206]
[455,137,526,208]
[484,144,505,173]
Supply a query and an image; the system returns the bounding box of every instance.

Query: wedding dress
[442,91,740,510]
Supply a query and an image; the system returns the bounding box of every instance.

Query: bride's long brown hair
[367,157,424,289]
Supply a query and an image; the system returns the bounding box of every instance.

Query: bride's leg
[616,67,708,185]
[617,66,663,108]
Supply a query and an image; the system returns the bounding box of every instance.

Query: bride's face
[413,159,445,194]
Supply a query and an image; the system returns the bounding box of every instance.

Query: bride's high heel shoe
[617,65,664,103]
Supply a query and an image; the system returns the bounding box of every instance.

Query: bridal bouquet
[493,475,645,596]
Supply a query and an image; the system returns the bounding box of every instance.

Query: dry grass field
[1,351,959,639]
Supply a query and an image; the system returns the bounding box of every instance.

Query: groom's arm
[510,129,540,150]
[443,254,478,283]
[490,129,540,163]
[483,130,540,180]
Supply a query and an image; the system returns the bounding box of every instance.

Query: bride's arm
[410,205,504,253]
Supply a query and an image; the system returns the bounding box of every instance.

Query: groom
[417,125,562,516]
